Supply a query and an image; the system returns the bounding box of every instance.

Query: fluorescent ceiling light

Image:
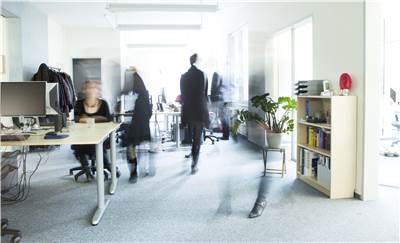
[126,44,187,48]
[107,3,219,13]
[117,24,202,31]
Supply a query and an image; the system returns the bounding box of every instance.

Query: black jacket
[32,63,76,115]
[122,91,152,147]
[180,65,210,127]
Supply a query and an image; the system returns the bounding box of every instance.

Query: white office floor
[1,138,399,242]
[380,137,400,188]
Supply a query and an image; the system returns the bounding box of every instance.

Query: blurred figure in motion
[122,73,152,183]
[180,53,210,174]
[248,176,269,218]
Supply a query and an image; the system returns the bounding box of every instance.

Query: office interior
[0,1,399,242]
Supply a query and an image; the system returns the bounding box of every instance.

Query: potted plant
[232,93,297,148]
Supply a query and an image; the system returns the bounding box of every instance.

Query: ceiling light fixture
[106,3,219,13]
[126,44,187,48]
[117,24,202,31]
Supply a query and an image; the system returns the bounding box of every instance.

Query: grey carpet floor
[1,139,399,242]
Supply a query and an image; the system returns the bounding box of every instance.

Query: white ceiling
[29,1,219,28]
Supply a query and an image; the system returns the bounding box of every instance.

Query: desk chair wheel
[1,218,21,243]
[11,235,22,243]
[74,170,93,182]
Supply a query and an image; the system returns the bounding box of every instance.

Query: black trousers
[72,145,111,171]
[189,122,203,162]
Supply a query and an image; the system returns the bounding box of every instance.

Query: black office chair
[204,128,219,145]
[69,153,111,182]
[1,218,21,243]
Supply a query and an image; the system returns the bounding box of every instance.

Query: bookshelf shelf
[298,120,331,130]
[298,143,331,157]
[297,173,330,196]
[296,96,357,199]
[297,95,331,99]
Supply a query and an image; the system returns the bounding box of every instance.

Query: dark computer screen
[390,88,396,103]
[0,81,46,116]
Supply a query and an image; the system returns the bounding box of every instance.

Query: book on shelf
[306,127,330,151]
[299,148,331,179]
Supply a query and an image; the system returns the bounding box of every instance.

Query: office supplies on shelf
[295,80,325,96]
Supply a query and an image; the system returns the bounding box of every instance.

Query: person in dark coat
[122,72,152,183]
[180,53,210,174]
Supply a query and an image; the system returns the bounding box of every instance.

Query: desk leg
[92,142,110,226]
[109,131,118,195]
[176,116,180,148]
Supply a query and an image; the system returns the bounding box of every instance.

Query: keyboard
[0,134,30,142]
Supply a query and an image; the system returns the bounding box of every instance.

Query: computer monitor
[390,88,396,103]
[46,83,60,115]
[0,81,46,117]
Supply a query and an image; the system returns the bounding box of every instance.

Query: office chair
[391,114,400,146]
[384,114,400,157]
[1,218,21,243]
[69,153,111,182]
[204,128,219,145]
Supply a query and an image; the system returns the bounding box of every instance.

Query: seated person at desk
[72,80,120,181]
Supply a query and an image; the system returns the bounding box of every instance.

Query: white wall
[217,2,365,195]
[64,27,121,108]
[363,2,382,200]
[48,17,66,70]
[2,1,48,80]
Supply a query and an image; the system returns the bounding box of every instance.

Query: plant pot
[266,132,283,148]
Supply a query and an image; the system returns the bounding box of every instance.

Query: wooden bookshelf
[298,120,331,130]
[298,143,331,157]
[296,96,357,199]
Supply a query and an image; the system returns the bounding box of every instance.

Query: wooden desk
[0,122,121,226]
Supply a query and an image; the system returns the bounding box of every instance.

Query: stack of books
[299,148,331,178]
[307,127,330,150]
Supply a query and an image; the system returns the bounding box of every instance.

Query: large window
[228,25,249,103]
[273,18,313,98]
[273,18,313,160]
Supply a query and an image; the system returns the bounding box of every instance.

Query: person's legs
[127,145,138,183]
[191,123,203,174]
[74,146,93,181]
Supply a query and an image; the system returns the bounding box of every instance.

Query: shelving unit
[296,95,357,199]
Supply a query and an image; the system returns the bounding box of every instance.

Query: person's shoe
[190,166,198,175]
[129,172,138,183]
[129,158,138,183]
[83,166,94,182]
[116,167,121,178]
[191,158,198,175]
[248,199,266,218]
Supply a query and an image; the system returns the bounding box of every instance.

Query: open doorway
[379,2,400,188]
[72,58,101,100]
[272,17,313,161]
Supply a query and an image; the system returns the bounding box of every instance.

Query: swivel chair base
[69,159,111,182]
[1,218,21,243]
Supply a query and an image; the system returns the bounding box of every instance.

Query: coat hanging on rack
[32,63,77,115]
